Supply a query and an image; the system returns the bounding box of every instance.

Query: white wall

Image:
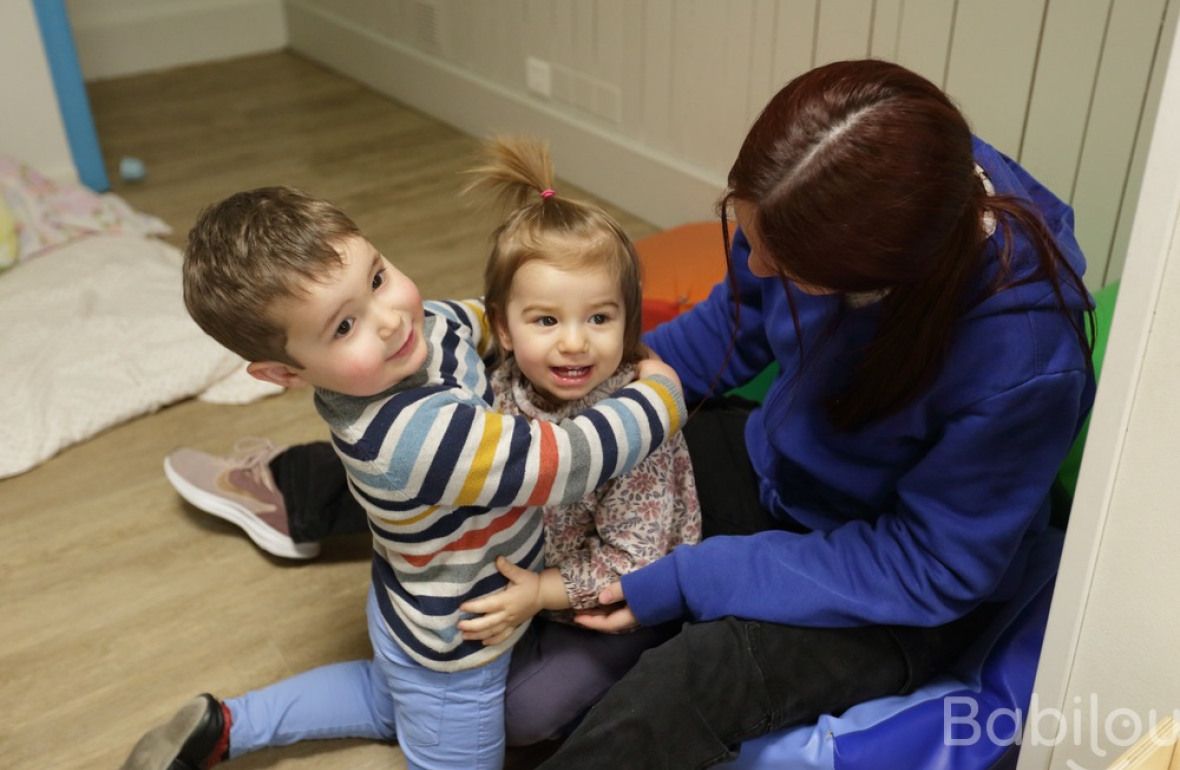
[1019,11,1180,767]
[0,1,76,184]
[64,0,287,81]
[285,0,1177,290]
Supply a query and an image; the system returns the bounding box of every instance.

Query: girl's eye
[589,313,609,325]
[371,269,386,291]
[334,318,354,338]
[536,316,557,327]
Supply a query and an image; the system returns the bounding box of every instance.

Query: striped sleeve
[336,374,686,509]
[425,298,492,358]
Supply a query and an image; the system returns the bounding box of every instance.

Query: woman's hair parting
[467,136,644,364]
[722,58,1093,429]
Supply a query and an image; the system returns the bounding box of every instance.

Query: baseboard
[285,0,724,229]
[69,0,287,81]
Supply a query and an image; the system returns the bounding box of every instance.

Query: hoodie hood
[968,136,1092,317]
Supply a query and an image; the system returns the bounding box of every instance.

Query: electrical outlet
[526,57,552,98]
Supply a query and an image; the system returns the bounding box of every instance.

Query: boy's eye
[372,269,385,291]
[589,313,609,325]
[535,316,557,327]
[334,318,354,337]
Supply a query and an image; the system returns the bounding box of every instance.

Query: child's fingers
[460,595,506,615]
[458,610,506,633]
[461,620,509,641]
[496,556,530,581]
[482,627,517,647]
[463,628,500,641]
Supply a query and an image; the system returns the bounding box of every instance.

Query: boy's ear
[246,360,308,389]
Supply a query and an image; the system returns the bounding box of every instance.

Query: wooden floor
[0,51,654,770]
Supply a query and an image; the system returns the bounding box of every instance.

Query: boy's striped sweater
[315,300,685,671]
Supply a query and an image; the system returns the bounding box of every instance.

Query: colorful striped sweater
[314,299,686,671]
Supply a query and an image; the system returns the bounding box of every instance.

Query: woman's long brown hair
[723,59,1093,429]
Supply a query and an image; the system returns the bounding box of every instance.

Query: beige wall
[286,0,1176,290]
[1021,12,1180,766]
[64,0,287,80]
[0,1,76,184]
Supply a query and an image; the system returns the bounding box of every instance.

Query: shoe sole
[164,456,320,560]
[120,697,211,770]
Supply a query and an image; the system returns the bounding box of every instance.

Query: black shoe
[121,693,229,770]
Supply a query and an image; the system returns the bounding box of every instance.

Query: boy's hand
[458,557,544,646]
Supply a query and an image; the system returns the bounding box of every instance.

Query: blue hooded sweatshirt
[632,137,1096,629]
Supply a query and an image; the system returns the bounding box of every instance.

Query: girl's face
[496,260,627,402]
[734,200,835,295]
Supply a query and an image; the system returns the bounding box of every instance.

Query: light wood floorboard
[1,50,654,770]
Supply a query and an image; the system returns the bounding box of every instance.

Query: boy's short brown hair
[183,186,361,365]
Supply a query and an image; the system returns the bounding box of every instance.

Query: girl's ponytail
[464,136,556,210]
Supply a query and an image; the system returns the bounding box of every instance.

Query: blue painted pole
[31,0,109,192]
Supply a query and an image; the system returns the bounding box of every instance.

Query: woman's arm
[619,371,1090,627]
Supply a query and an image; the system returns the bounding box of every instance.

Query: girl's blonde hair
[466,136,644,364]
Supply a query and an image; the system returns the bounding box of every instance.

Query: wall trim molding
[285,0,725,229]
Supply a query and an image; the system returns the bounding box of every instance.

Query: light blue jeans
[226,586,510,770]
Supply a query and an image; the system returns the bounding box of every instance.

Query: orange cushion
[635,221,728,331]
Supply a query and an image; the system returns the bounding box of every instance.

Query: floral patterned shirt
[491,359,702,612]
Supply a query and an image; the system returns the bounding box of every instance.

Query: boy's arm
[424,298,494,358]
[340,370,686,511]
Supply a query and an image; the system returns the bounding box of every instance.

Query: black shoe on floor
[121,693,229,770]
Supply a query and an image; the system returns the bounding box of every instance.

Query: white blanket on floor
[0,234,281,479]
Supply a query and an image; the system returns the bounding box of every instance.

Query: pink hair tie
[540,188,556,199]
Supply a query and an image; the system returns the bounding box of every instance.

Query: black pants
[272,400,993,767]
[270,440,364,542]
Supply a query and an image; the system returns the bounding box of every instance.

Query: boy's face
[250,235,427,397]
[496,260,625,402]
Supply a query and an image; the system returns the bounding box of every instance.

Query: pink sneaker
[163,439,320,559]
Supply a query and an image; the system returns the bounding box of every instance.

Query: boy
[123,187,684,769]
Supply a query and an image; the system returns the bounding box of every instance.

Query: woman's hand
[459,557,544,646]
[573,581,639,633]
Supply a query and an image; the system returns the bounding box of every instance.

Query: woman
[530,58,1095,768]
[166,60,1095,767]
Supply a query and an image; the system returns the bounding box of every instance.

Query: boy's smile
[255,235,427,397]
[496,261,626,402]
